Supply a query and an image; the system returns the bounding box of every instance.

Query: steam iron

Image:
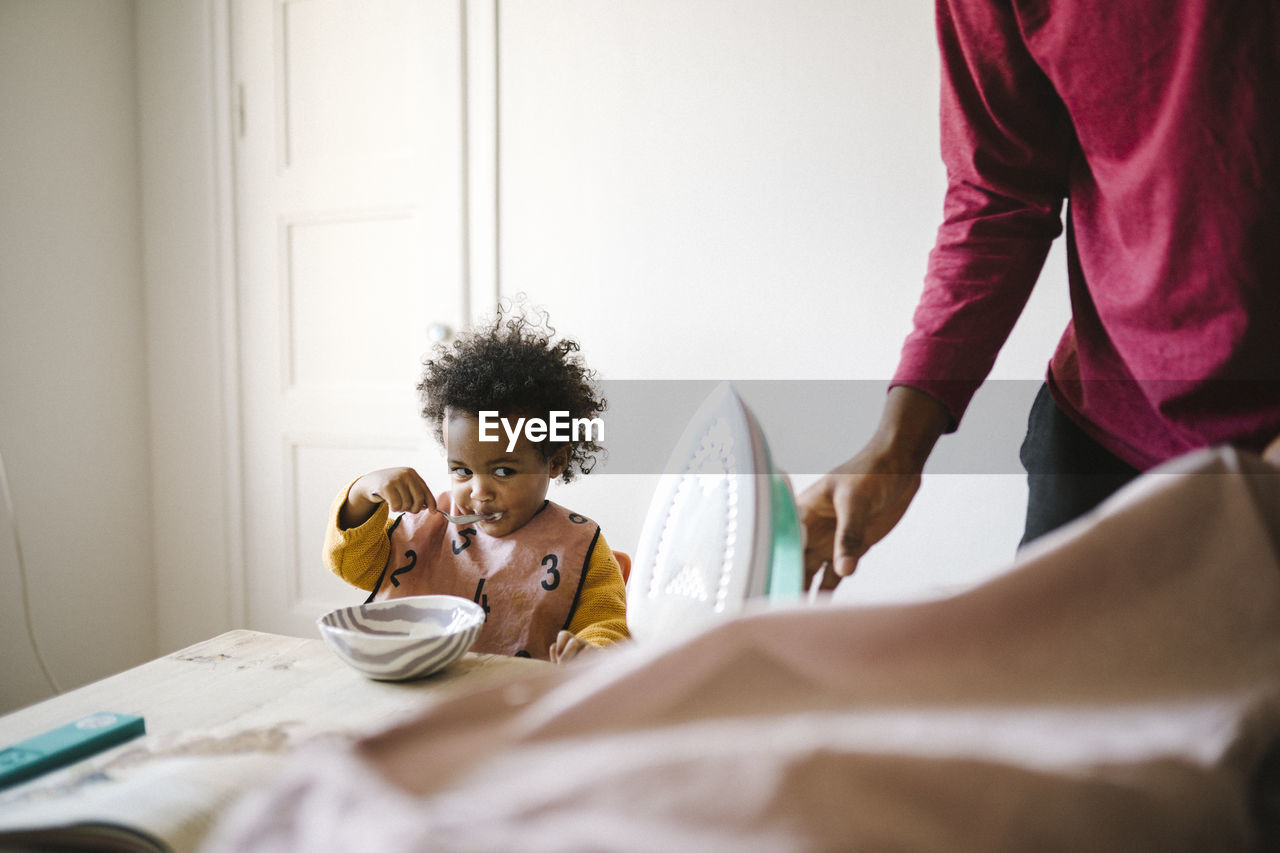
[626,382,803,642]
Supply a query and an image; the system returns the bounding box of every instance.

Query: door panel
[284,212,432,393]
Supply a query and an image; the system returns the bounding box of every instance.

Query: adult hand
[798,448,926,588]
[797,387,952,588]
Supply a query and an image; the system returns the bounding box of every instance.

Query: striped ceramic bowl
[317,595,486,681]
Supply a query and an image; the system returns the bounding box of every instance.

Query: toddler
[323,309,628,662]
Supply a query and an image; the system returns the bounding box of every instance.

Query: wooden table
[0,630,549,850]
[0,629,548,747]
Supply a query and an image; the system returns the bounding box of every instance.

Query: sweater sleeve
[567,532,631,647]
[891,0,1075,425]
[322,479,392,592]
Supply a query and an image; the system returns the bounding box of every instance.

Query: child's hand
[357,467,436,512]
[549,630,594,664]
[339,467,436,529]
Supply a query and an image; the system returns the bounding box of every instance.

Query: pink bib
[369,500,599,660]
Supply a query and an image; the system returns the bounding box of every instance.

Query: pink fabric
[893,0,1280,468]
[372,500,598,659]
[209,447,1280,852]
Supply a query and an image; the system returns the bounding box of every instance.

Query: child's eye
[450,467,472,480]
[494,467,516,478]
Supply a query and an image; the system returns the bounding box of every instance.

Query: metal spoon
[435,508,491,524]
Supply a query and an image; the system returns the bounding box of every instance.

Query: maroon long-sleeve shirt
[893,0,1280,469]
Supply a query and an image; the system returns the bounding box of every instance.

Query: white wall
[501,0,1071,597]
[0,0,156,712]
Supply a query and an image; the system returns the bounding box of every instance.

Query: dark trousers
[1019,384,1141,548]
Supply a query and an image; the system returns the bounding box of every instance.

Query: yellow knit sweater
[323,484,630,647]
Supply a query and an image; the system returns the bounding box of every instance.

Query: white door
[232,0,466,635]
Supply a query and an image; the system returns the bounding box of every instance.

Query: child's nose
[469,477,494,502]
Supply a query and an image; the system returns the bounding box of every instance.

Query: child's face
[443,410,567,538]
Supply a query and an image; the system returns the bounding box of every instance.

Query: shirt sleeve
[567,532,631,647]
[891,0,1075,425]
[322,479,392,592]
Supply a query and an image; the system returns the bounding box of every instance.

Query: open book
[0,625,549,852]
[0,741,283,852]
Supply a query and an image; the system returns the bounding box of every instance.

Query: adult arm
[896,0,1074,417]
[802,0,1075,582]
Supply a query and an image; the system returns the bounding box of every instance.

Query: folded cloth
[205,447,1280,853]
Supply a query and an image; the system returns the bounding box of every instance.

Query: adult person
[800,1,1280,584]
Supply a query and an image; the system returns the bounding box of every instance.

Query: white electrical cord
[0,447,63,694]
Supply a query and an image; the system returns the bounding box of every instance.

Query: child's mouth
[480,512,504,522]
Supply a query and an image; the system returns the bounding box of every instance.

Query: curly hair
[417,306,606,482]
